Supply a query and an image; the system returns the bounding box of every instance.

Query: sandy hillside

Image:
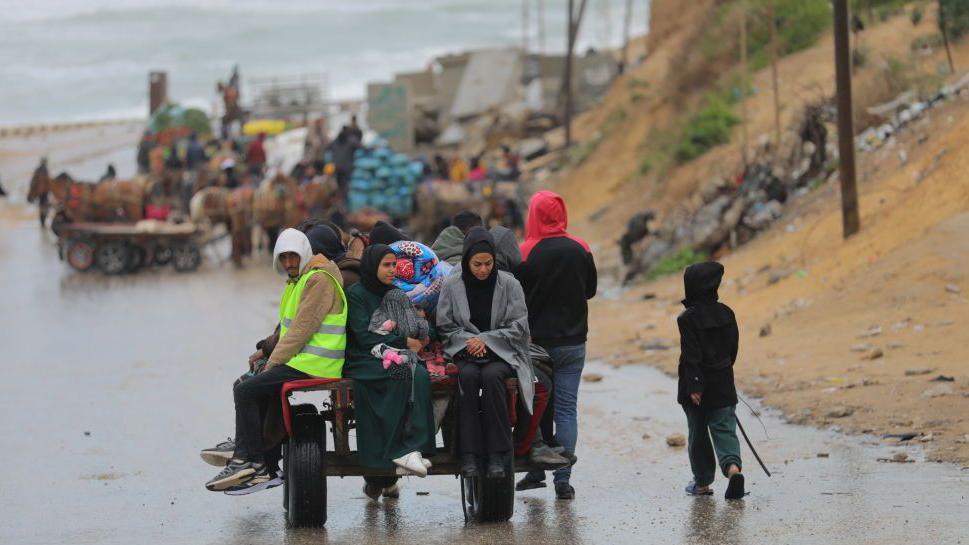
[540,3,969,465]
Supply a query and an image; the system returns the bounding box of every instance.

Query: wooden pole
[563,0,588,148]
[833,0,861,238]
[739,0,750,166]
[621,0,634,73]
[768,0,782,149]
[939,0,957,74]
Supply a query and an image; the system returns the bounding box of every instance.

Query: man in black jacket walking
[515,191,597,500]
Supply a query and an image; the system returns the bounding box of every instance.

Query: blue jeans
[526,343,586,484]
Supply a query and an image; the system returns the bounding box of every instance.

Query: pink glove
[382,350,404,370]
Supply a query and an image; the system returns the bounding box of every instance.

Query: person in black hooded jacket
[677,262,745,500]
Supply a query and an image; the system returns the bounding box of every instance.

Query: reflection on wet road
[1,216,967,545]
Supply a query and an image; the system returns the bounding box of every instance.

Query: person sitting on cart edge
[344,245,436,498]
[204,228,348,493]
[677,262,745,500]
[437,227,534,479]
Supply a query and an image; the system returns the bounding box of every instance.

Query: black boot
[487,453,507,479]
[461,454,479,478]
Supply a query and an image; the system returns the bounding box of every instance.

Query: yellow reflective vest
[278,269,347,378]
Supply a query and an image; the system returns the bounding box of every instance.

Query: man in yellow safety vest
[204,228,347,493]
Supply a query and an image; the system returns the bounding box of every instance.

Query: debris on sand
[858,325,882,338]
[759,324,772,337]
[861,347,884,360]
[921,384,953,399]
[666,433,686,447]
[930,375,955,382]
[583,373,604,383]
[851,343,875,352]
[826,406,854,418]
[945,284,961,294]
[817,452,830,458]
[904,367,934,376]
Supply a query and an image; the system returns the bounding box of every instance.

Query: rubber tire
[286,411,327,528]
[65,239,95,271]
[172,242,202,272]
[154,245,173,266]
[464,456,515,522]
[283,404,317,511]
[95,241,129,275]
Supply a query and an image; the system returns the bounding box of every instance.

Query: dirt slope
[541,4,969,464]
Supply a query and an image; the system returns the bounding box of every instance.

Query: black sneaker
[515,475,547,491]
[725,473,746,500]
[205,460,262,491]
[224,469,281,496]
[555,482,575,500]
[363,482,383,500]
[200,438,235,467]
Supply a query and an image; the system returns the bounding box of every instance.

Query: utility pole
[538,0,546,53]
[621,0,634,73]
[768,0,782,149]
[833,0,861,238]
[739,0,750,166]
[563,0,588,148]
[939,0,956,74]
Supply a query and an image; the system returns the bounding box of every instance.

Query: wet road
[1,214,968,545]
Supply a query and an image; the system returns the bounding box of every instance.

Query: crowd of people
[199,190,599,501]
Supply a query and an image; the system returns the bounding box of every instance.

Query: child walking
[676,262,745,500]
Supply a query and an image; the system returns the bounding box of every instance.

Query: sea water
[0,0,649,125]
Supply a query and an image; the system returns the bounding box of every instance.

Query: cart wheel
[126,245,148,273]
[95,241,130,275]
[463,456,514,522]
[286,410,327,528]
[153,245,173,266]
[284,404,317,511]
[172,242,201,272]
[65,239,95,272]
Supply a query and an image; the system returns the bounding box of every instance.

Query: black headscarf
[462,227,498,332]
[369,221,407,246]
[305,224,347,262]
[359,244,396,296]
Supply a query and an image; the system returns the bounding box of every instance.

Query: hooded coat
[517,191,597,347]
[267,229,345,370]
[430,225,465,267]
[437,230,535,412]
[676,262,739,409]
[490,225,522,273]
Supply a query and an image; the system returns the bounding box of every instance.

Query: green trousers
[682,404,742,487]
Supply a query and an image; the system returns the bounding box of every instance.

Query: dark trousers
[233,364,308,463]
[458,360,513,456]
[683,404,742,487]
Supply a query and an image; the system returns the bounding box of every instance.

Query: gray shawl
[369,288,430,339]
[436,270,534,412]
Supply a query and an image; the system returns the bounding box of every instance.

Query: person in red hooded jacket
[515,190,597,500]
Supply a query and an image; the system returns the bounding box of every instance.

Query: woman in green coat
[344,244,436,495]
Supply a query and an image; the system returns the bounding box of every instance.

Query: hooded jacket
[490,225,522,273]
[266,228,346,368]
[430,225,465,267]
[676,262,739,409]
[517,191,597,347]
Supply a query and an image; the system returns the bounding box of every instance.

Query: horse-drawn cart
[280,374,554,527]
[57,221,202,274]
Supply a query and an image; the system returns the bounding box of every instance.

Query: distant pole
[768,0,782,149]
[564,0,588,148]
[939,0,956,74]
[621,0,634,73]
[538,0,546,53]
[522,0,530,54]
[833,0,861,238]
[739,0,750,166]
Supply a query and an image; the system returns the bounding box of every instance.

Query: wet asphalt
[1,197,968,544]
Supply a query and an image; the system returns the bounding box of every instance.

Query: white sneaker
[422,458,433,469]
[392,451,428,477]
